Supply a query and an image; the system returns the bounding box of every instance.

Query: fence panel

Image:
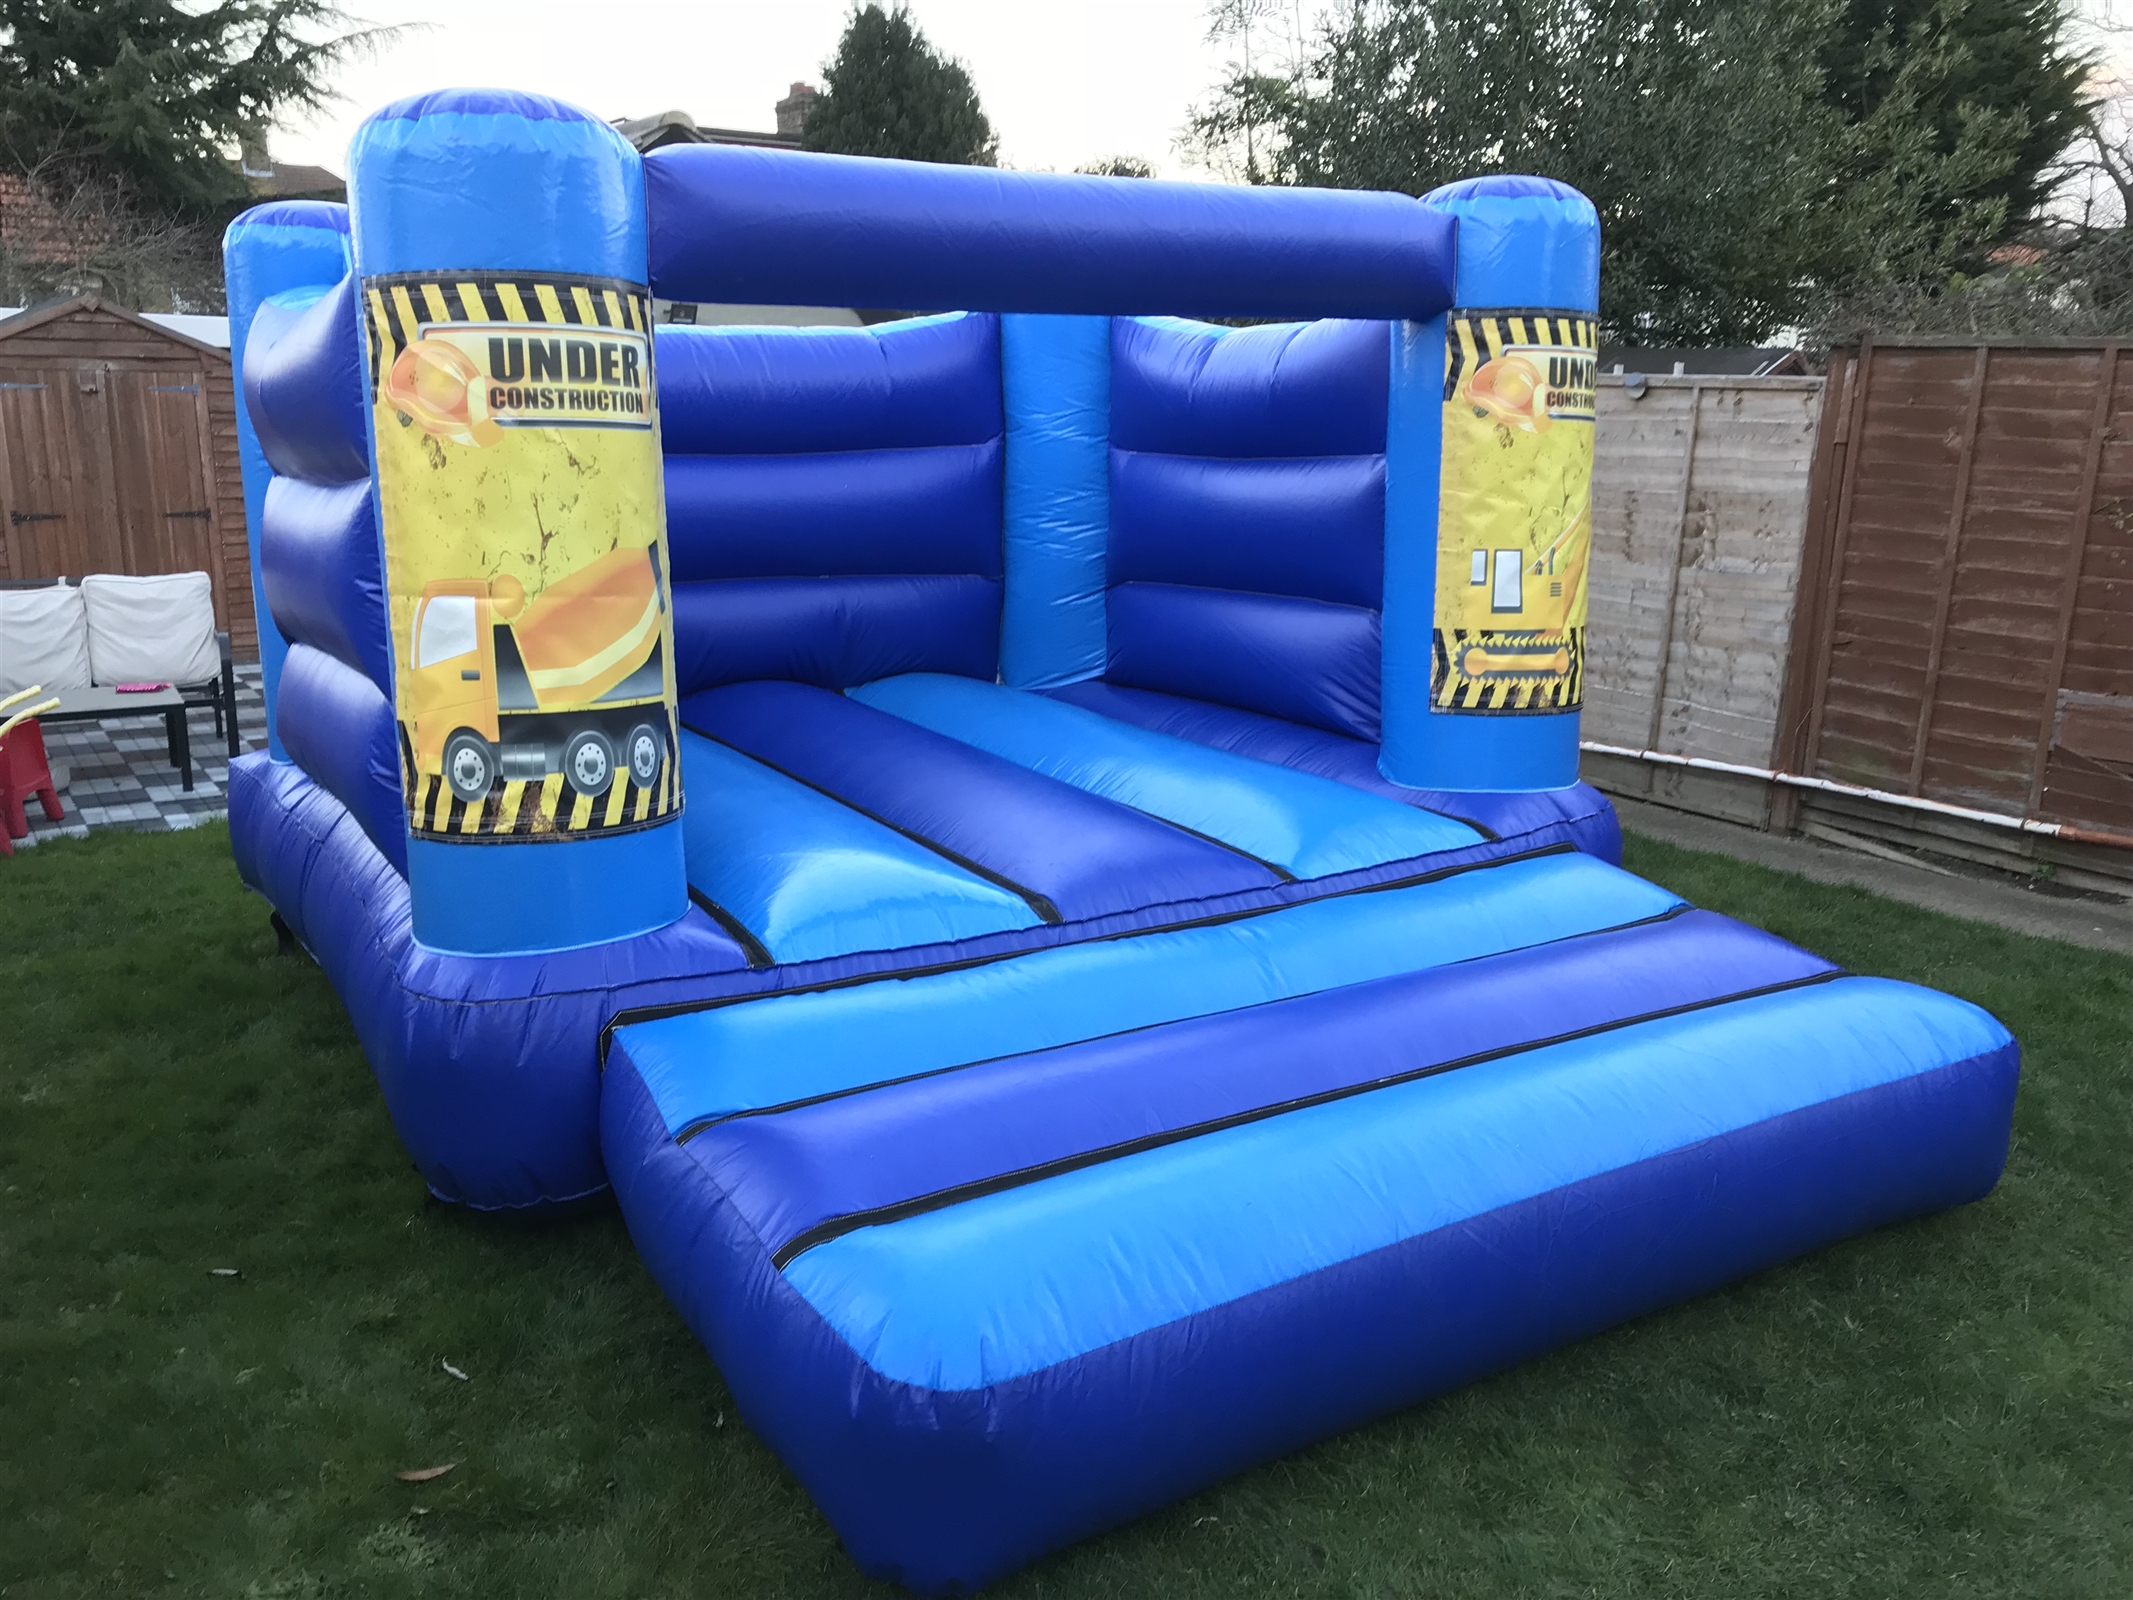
[1584,373,1824,822]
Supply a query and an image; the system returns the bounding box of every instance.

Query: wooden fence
[1773,339,2133,888]
[1584,373,1826,827]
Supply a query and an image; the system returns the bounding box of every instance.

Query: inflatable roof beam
[346,92,687,955]
[223,202,354,761]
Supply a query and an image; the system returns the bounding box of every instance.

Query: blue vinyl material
[231,755,754,1207]
[347,90,645,279]
[786,977,2012,1391]
[242,274,369,485]
[223,201,354,759]
[1109,316,1389,457]
[671,577,1001,694]
[645,144,1458,320]
[1105,316,1389,739]
[850,673,1476,876]
[1381,177,1603,791]
[655,314,998,455]
[604,993,2016,1592]
[675,909,1831,1259]
[681,681,1277,920]
[999,314,1111,688]
[615,847,1676,1136]
[658,315,1005,694]
[663,443,1002,582]
[274,643,407,875]
[259,477,390,690]
[1108,454,1384,608]
[1049,679,1623,860]
[678,731,1040,962]
[408,825,692,957]
[1106,583,1382,740]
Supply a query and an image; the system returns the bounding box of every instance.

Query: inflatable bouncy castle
[226,91,2019,1592]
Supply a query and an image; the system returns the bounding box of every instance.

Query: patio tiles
[12,665,272,849]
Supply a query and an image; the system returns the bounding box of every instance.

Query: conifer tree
[803,4,998,167]
[0,0,393,215]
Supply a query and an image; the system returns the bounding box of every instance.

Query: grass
[0,821,2126,1598]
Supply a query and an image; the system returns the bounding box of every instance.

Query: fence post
[2025,340,2118,818]
[1905,344,1989,796]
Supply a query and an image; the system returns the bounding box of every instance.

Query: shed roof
[0,295,230,359]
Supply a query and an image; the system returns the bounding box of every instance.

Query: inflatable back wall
[229,90,1599,963]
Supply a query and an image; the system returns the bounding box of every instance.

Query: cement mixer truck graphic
[400,543,673,812]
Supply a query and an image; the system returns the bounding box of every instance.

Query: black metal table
[36,684,193,790]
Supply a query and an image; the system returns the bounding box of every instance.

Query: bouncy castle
[225,90,2019,1592]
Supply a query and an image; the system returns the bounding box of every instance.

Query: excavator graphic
[401,543,670,805]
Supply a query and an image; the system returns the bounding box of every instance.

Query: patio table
[36,685,194,791]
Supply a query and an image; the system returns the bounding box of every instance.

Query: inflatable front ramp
[604,850,2016,1592]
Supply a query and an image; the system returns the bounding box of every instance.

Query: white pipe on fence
[1580,741,2133,850]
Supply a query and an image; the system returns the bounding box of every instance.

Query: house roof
[611,109,800,153]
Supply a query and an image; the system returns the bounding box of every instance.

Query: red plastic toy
[0,686,64,856]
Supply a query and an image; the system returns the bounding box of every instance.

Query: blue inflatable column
[347,91,687,954]
[1380,177,1601,792]
[224,203,354,760]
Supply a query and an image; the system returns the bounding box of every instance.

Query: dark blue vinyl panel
[242,272,369,486]
[664,443,1003,583]
[684,909,1833,1259]
[1050,679,1623,857]
[1107,582,1381,740]
[680,680,1280,921]
[1110,317,1390,458]
[654,315,1002,454]
[275,643,406,875]
[670,576,1001,694]
[645,145,1457,320]
[604,1011,2016,1593]
[229,755,756,1209]
[259,476,390,691]
[1108,451,1383,609]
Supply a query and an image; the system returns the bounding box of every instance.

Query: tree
[802,4,998,167]
[0,1,393,216]
[1076,156,1156,177]
[1183,0,2093,344]
[1825,0,2090,239]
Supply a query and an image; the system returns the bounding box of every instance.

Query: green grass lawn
[2,822,2126,1598]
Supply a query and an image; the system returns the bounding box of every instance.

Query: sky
[278,0,1242,180]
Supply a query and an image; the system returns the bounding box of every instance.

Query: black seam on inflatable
[677,722,1065,924]
[597,839,1578,1067]
[765,967,1847,1270]
[671,901,1701,1145]
[1115,805,1298,882]
[686,887,773,969]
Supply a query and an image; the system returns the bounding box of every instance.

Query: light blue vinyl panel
[678,733,1039,964]
[786,977,2014,1390]
[618,847,1678,1135]
[848,673,1481,876]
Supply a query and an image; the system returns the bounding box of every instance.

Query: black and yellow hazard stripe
[362,268,650,394]
[1430,627,1585,714]
[398,713,682,843]
[1442,308,1597,403]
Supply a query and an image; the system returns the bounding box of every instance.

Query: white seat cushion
[81,572,220,686]
[0,582,92,695]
